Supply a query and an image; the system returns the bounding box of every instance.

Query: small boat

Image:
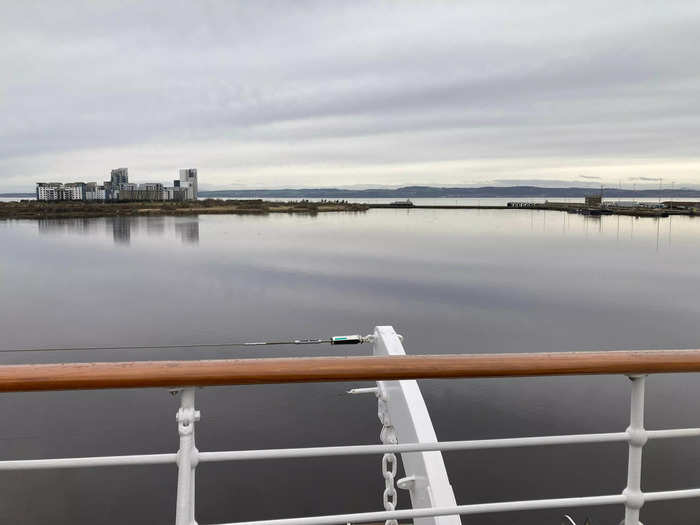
[389,199,414,208]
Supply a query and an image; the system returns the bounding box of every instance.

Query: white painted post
[623,376,646,525]
[175,388,200,525]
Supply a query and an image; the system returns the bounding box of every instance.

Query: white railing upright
[175,387,200,525]
[623,376,646,525]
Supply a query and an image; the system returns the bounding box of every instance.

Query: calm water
[2,206,700,524]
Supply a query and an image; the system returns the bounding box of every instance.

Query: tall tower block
[178,169,198,200]
[110,168,129,186]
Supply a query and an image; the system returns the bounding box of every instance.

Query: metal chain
[378,389,398,525]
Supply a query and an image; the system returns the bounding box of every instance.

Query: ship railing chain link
[378,387,399,525]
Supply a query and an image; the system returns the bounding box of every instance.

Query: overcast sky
[1,1,700,191]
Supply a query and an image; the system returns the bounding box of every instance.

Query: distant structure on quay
[36,168,198,201]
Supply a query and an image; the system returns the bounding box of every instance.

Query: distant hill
[6,186,700,200]
[201,186,700,199]
[0,193,34,198]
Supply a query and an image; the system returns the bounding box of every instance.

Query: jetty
[368,200,699,217]
[369,203,507,210]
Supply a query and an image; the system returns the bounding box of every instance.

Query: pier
[368,203,508,210]
[368,201,699,218]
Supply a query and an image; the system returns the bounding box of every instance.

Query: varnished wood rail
[1,350,700,392]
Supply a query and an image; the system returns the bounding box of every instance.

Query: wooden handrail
[1,350,700,392]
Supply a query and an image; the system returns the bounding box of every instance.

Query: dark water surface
[2,208,700,524]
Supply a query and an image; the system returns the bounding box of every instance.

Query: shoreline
[1,199,695,220]
[0,199,370,220]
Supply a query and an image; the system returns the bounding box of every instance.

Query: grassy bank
[0,199,370,220]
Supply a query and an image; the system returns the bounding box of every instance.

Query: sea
[1,199,700,524]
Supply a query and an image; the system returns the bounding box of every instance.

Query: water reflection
[7,208,700,525]
[37,217,99,236]
[111,216,131,244]
[175,219,200,244]
[37,216,199,245]
[515,209,694,252]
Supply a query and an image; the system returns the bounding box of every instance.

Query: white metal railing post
[175,388,200,525]
[623,375,647,525]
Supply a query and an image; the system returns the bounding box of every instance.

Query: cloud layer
[2,1,700,190]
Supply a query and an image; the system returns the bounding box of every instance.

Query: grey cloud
[1,1,700,190]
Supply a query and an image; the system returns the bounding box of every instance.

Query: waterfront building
[110,168,129,187]
[36,168,199,202]
[63,182,86,200]
[85,182,97,200]
[163,185,189,201]
[139,183,163,191]
[36,182,63,201]
[120,183,165,201]
[36,182,86,200]
[179,169,198,200]
[85,183,107,201]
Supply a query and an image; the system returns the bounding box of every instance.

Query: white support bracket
[373,325,461,525]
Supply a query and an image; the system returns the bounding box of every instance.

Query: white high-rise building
[36,183,62,200]
[36,182,85,200]
[36,168,199,201]
[178,169,198,200]
[63,183,86,200]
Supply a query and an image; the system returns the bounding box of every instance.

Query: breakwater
[368,202,695,217]
[368,204,508,210]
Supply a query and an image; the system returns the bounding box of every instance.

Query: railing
[3,326,700,525]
